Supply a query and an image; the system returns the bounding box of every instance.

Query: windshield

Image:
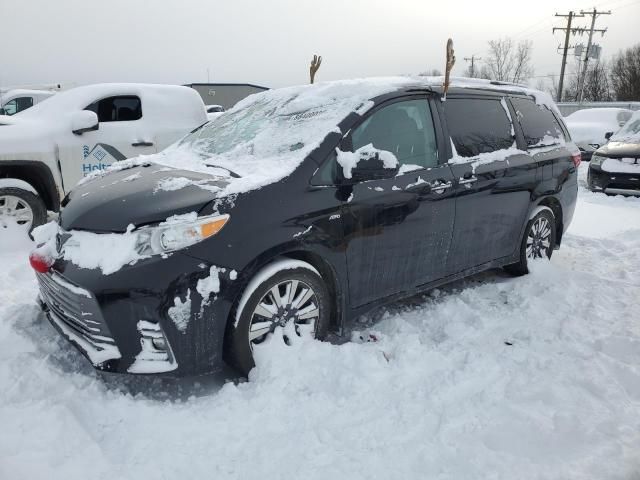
[612,111,640,142]
[126,78,416,197]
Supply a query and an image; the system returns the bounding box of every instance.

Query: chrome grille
[37,272,119,360]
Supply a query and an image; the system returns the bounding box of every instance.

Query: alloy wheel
[248,279,320,347]
[0,195,34,230]
[526,216,552,259]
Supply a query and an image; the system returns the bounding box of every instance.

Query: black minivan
[31,78,579,376]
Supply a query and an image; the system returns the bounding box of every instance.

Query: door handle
[458,175,478,187]
[132,141,154,147]
[432,180,453,194]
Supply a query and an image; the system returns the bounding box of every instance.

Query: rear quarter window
[444,98,514,158]
[511,97,565,146]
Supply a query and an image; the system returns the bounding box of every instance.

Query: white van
[0,83,208,231]
[0,89,56,116]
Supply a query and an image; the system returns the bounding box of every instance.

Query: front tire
[505,209,556,276]
[0,187,47,234]
[225,260,331,376]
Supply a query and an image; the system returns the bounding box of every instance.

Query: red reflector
[572,152,581,167]
[29,252,52,273]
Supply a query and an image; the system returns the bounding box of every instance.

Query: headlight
[136,213,229,255]
[591,154,606,166]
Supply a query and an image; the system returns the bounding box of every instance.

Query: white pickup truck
[0,83,208,232]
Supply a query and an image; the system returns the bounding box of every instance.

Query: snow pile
[196,266,223,303]
[1,169,640,478]
[336,143,398,179]
[168,291,191,333]
[32,221,148,275]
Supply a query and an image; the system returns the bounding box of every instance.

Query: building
[184,83,269,110]
[557,101,640,117]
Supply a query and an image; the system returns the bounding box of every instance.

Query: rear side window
[2,97,33,115]
[444,98,514,157]
[85,95,142,122]
[16,97,34,112]
[351,98,438,170]
[511,97,564,146]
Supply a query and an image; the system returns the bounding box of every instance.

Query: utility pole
[464,54,481,78]
[577,8,611,102]
[553,11,584,102]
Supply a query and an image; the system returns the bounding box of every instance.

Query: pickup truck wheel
[0,187,47,234]
[225,261,330,377]
[504,209,556,276]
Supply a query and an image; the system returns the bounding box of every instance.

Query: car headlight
[591,154,606,166]
[136,213,229,255]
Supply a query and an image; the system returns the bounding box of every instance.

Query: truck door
[57,95,157,190]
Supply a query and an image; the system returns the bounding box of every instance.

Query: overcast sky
[2,0,638,90]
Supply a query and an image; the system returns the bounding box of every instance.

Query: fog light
[127,320,177,374]
[152,337,167,351]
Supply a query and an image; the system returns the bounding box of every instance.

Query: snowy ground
[1,164,639,480]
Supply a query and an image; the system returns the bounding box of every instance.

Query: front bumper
[36,252,242,376]
[588,164,640,195]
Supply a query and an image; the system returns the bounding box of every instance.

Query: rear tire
[225,261,330,377]
[0,187,47,234]
[504,209,556,276]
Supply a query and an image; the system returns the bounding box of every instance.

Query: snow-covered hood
[59,164,230,232]
[0,117,58,158]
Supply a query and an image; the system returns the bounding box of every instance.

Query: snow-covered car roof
[16,83,206,127]
[565,107,633,144]
[611,110,640,143]
[565,107,633,123]
[1,88,56,98]
[94,76,554,200]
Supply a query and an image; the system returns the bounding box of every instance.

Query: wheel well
[283,251,341,331]
[537,197,564,245]
[0,163,60,211]
[227,250,342,338]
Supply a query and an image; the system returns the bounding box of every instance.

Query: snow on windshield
[112,78,419,196]
[611,110,640,142]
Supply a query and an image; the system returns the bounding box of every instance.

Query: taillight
[571,152,581,168]
[29,252,53,273]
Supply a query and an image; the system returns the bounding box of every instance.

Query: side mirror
[0,108,6,115]
[340,147,399,184]
[71,111,99,135]
[604,131,613,140]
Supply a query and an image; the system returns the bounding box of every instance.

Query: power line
[463,55,482,77]
[553,11,584,102]
[577,8,612,102]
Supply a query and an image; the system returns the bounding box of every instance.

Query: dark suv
[31,78,579,377]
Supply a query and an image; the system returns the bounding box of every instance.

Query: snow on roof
[0,89,55,99]
[565,107,633,123]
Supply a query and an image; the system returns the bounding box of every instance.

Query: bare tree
[483,38,534,84]
[418,69,443,76]
[610,44,640,101]
[582,60,613,101]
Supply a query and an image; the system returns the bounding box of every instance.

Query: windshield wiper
[204,164,241,178]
